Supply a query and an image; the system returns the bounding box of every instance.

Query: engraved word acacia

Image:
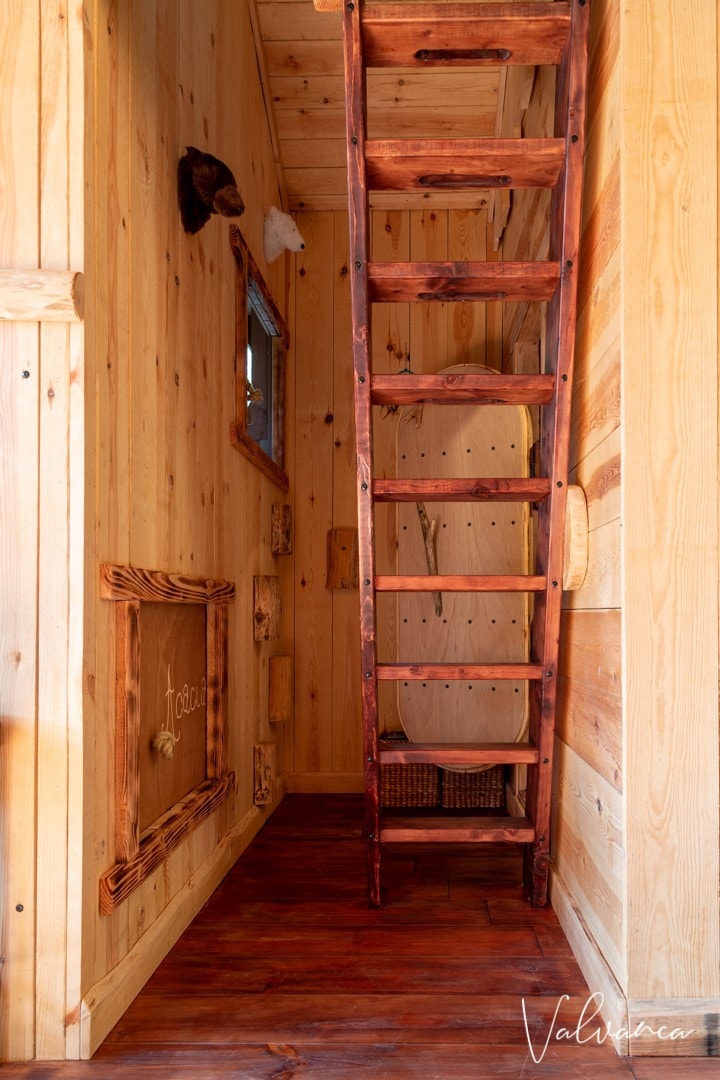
[98,564,235,914]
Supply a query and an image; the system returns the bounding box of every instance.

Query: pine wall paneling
[0,3,41,1059]
[546,0,626,1008]
[622,0,719,1029]
[80,0,294,1056]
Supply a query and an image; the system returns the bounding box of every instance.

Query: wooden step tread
[371,372,555,406]
[365,139,565,192]
[376,663,545,681]
[361,3,571,69]
[368,261,560,303]
[379,815,535,844]
[378,741,539,765]
[374,574,546,592]
[372,478,552,502]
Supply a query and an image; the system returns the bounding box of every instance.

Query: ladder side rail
[343,0,381,906]
[524,0,591,905]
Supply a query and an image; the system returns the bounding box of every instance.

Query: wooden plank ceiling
[254,0,506,211]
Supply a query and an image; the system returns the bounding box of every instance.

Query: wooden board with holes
[395,364,531,763]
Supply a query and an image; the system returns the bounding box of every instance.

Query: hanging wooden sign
[98,564,235,914]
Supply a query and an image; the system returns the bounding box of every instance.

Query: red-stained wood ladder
[342,0,590,907]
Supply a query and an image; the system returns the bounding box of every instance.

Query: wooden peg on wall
[253,742,276,806]
[326,527,359,589]
[271,503,293,556]
[269,655,293,723]
[253,575,281,640]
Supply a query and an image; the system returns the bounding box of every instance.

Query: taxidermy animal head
[264,206,306,263]
[177,146,245,235]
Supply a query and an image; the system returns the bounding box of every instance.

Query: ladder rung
[362,4,571,69]
[375,574,545,592]
[377,663,544,681]
[378,741,539,765]
[372,478,552,503]
[368,261,560,304]
[371,373,554,406]
[379,815,535,844]
[365,139,565,192]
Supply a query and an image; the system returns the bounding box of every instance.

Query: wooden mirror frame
[98,564,235,914]
[229,226,290,490]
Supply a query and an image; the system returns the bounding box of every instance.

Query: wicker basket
[380,763,440,807]
[440,765,506,809]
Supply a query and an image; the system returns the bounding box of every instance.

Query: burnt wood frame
[229,225,290,491]
[98,563,235,914]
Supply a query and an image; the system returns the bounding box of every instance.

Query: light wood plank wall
[498,0,719,1055]
[77,0,295,1058]
[0,0,85,1061]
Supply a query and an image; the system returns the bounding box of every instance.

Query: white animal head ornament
[264,206,306,263]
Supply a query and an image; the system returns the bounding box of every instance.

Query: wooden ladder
[342,0,590,907]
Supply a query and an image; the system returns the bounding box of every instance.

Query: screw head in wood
[543,757,550,764]
[364,579,371,586]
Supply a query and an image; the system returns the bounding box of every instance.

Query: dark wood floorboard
[1,795,714,1077]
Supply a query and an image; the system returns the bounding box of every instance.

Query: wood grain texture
[551,739,624,982]
[0,269,84,322]
[292,211,336,775]
[114,602,141,863]
[361,3,571,68]
[268,655,293,723]
[368,260,560,303]
[100,564,235,604]
[366,138,565,191]
[371,371,554,404]
[622,0,720,1000]
[0,0,88,1059]
[253,576,282,641]
[82,0,291,1045]
[89,795,625,1073]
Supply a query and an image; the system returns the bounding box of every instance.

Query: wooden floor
[3,795,717,1077]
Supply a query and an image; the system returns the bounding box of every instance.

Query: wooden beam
[0,269,84,322]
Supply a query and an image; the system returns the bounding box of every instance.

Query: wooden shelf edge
[378,740,539,765]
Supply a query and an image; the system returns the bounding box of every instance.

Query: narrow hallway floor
[3,795,717,1077]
